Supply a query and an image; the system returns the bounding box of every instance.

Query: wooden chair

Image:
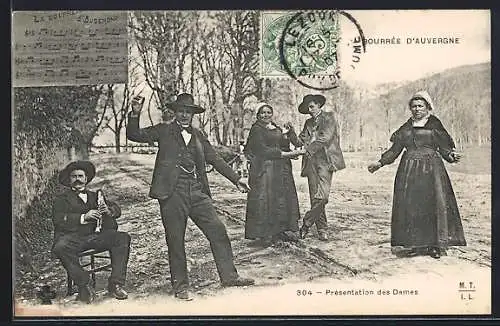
[66,249,112,296]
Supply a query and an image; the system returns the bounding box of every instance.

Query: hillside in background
[341,62,491,151]
[93,62,491,152]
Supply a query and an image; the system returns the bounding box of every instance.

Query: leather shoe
[108,284,128,300]
[429,247,441,259]
[406,249,418,257]
[318,230,328,241]
[174,289,193,301]
[222,276,255,287]
[77,283,96,304]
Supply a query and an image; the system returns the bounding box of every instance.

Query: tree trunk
[124,119,128,151]
[255,78,263,100]
[211,109,222,145]
[115,132,121,153]
[222,124,229,146]
[84,144,91,159]
[147,94,155,126]
[221,103,231,146]
[237,101,245,144]
[190,44,195,94]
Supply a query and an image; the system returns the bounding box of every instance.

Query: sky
[337,10,490,86]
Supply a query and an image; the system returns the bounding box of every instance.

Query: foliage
[130,11,261,146]
[130,11,200,118]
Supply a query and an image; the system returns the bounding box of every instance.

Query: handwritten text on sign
[12,11,128,87]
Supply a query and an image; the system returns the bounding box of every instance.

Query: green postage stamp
[260,10,364,90]
[260,11,341,79]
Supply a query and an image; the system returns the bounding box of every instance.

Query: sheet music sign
[12,11,128,87]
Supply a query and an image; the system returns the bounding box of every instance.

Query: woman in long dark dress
[368,91,466,259]
[244,103,304,245]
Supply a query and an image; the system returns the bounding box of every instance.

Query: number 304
[297,290,312,296]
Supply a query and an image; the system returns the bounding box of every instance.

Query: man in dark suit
[126,93,255,301]
[288,94,346,241]
[52,161,131,303]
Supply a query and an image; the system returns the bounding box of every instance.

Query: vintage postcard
[12,9,491,317]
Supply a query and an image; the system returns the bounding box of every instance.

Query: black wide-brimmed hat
[298,94,326,114]
[58,160,96,187]
[166,93,206,114]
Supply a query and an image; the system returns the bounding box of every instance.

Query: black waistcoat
[178,135,197,170]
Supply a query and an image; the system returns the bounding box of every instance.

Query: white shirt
[176,122,192,145]
[73,189,90,225]
[181,129,192,145]
[78,192,88,203]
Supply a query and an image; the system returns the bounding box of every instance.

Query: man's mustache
[71,180,85,186]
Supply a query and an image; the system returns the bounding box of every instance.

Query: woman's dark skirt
[391,148,466,250]
[245,159,300,239]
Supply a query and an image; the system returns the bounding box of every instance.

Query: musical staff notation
[22,27,128,39]
[14,54,127,67]
[14,40,128,53]
[13,10,128,87]
[14,67,128,85]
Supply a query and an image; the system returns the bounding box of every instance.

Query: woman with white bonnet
[368,90,466,259]
[243,102,304,246]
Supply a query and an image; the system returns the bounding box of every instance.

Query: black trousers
[159,174,239,293]
[52,229,131,287]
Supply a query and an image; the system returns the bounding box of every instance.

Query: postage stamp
[260,10,367,90]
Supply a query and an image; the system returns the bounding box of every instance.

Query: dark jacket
[244,120,295,160]
[52,189,121,244]
[379,114,457,166]
[126,113,240,200]
[290,110,346,176]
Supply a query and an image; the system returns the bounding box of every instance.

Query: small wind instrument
[96,189,105,232]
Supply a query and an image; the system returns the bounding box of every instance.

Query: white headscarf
[255,102,277,129]
[409,90,434,126]
[255,102,272,113]
[409,90,435,111]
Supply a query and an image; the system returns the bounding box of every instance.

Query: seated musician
[51,161,131,303]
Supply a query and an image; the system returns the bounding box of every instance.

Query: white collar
[412,113,431,127]
[176,121,191,129]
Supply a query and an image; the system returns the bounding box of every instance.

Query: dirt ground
[14,148,491,316]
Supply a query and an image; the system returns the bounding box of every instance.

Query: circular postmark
[278,10,367,91]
